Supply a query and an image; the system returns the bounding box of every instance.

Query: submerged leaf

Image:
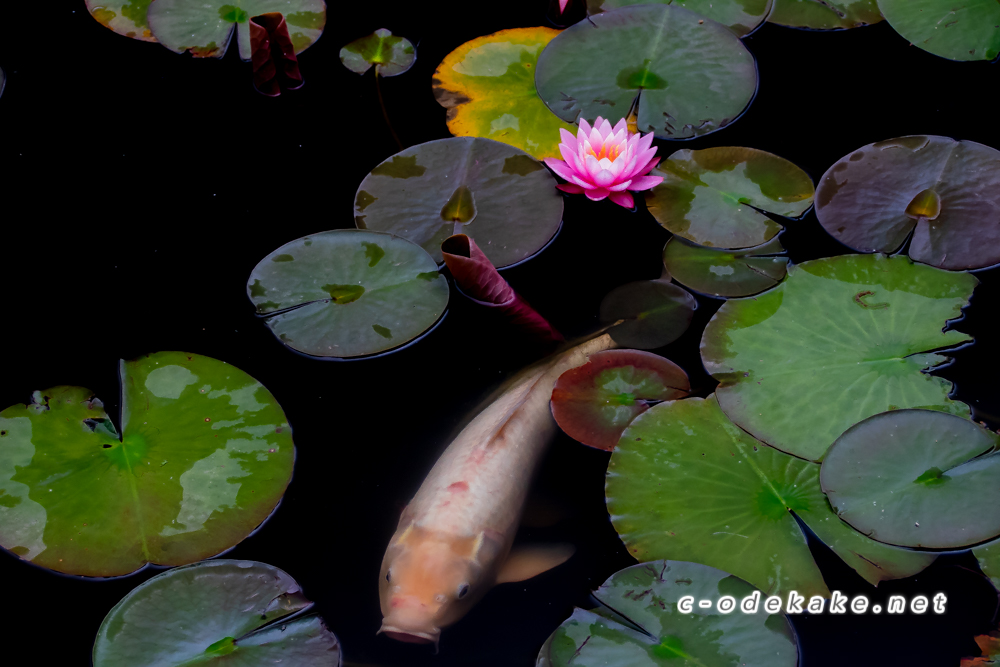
[588,0,775,37]
[879,0,1000,61]
[340,28,416,76]
[663,236,788,298]
[768,0,883,30]
[599,278,696,349]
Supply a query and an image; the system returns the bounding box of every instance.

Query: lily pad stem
[375,72,403,151]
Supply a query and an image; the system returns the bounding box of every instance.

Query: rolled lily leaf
[441,234,564,347]
[250,13,304,96]
[879,0,1000,61]
[340,28,416,76]
[599,278,696,349]
[768,0,883,30]
[663,236,788,298]
[85,0,158,41]
[588,0,775,37]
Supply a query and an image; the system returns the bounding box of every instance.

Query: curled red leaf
[249,13,304,97]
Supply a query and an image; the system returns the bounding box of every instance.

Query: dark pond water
[2,1,999,664]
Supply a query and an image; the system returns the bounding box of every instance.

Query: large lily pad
[85,0,158,41]
[587,0,775,37]
[340,28,415,76]
[606,396,936,598]
[821,409,1000,549]
[432,27,577,160]
[701,253,976,462]
[353,137,563,268]
[663,237,788,298]
[93,560,341,666]
[0,353,294,577]
[248,230,449,359]
[768,0,883,30]
[537,560,798,667]
[599,278,697,349]
[879,0,1000,61]
[646,147,815,249]
[535,4,758,140]
[148,0,326,59]
[815,135,1000,271]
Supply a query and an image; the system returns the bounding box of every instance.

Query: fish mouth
[378,623,440,647]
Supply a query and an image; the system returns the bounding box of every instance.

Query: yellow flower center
[587,142,622,161]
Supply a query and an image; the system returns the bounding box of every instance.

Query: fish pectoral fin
[495,544,575,584]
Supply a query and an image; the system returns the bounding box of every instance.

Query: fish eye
[385,570,391,583]
[457,583,470,599]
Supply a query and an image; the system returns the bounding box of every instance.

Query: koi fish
[378,334,616,648]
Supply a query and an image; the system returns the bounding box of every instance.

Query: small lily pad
[821,409,1000,549]
[340,28,416,76]
[599,278,697,349]
[93,560,341,666]
[537,560,798,667]
[646,147,815,249]
[815,135,1000,270]
[248,230,449,359]
[550,349,689,450]
[768,0,883,30]
[588,0,775,37]
[663,236,788,298]
[0,353,294,577]
[960,624,1000,667]
[973,539,1000,591]
[354,137,563,268]
[432,27,577,159]
[879,0,1000,61]
[85,0,158,41]
[535,4,758,140]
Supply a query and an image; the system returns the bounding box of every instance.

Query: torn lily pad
[663,236,787,298]
[85,0,158,41]
[879,0,1000,61]
[587,0,775,37]
[0,353,294,577]
[340,28,416,76]
[647,147,814,249]
[768,0,883,30]
[248,229,449,359]
[599,278,696,349]
[93,560,341,665]
[535,4,757,140]
[816,135,1000,270]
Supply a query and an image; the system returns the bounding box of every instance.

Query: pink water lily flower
[543,116,663,209]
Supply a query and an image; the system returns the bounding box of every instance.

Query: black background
[1,1,999,664]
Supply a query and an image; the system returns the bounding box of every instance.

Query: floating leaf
[821,409,1000,549]
[815,135,1000,270]
[148,0,326,59]
[248,230,448,359]
[768,0,883,30]
[646,147,814,249]
[550,349,689,450]
[340,28,415,76]
[961,625,1000,667]
[663,236,787,298]
[537,560,798,667]
[535,4,758,140]
[607,396,936,598]
[250,13,304,96]
[599,278,697,349]
[587,0,775,37]
[973,539,1000,590]
[0,353,294,577]
[354,137,563,268]
[701,253,976,462]
[85,0,158,41]
[93,560,341,665]
[879,0,1000,61]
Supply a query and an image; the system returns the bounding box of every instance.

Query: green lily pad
[815,135,1000,271]
[768,0,883,30]
[147,0,326,59]
[431,27,577,160]
[663,237,788,298]
[599,278,697,349]
[535,4,758,140]
[646,147,815,249]
[607,396,936,598]
[821,409,1000,549]
[878,0,1000,61]
[701,253,976,462]
[93,560,341,666]
[85,0,158,42]
[0,353,294,577]
[551,349,689,451]
[340,28,415,76]
[248,230,449,359]
[587,0,775,37]
[537,560,798,667]
[973,539,1000,591]
[354,137,563,268]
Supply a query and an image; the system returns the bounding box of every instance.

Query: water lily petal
[597,117,614,138]
[544,157,579,183]
[639,156,661,174]
[578,118,593,138]
[598,157,614,171]
[585,186,611,201]
[556,182,585,194]
[585,154,604,179]
[594,169,617,187]
[636,132,654,153]
[608,190,635,208]
[569,173,595,188]
[631,147,658,176]
[560,143,584,171]
[559,128,579,153]
[627,174,664,191]
[609,179,632,191]
[612,118,628,135]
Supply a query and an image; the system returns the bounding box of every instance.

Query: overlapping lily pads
[0,352,294,577]
[340,28,415,76]
[93,560,341,665]
[354,137,563,267]
[647,147,814,249]
[587,0,775,37]
[768,0,883,30]
[702,253,976,462]
[535,4,758,140]
[816,136,1000,270]
[663,237,788,297]
[248,230,449,359]
[607,396,936,598]
[879,0,1000,61]
[85,0,158,41]
[537,560,798,667]
[599,278,697,349]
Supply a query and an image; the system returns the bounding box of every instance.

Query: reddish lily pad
[340,28,416,76]
[587,0,775,37]
[961,626,1000,667]
[768,0,883,30]
[85,0,158,41]
[663,236,788,298]
[879,0,1000,61]
[599,278,697,349]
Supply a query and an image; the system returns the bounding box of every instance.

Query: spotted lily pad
[85,0,158,41]
[587,0,775,37]
[354,138,563,268]
[702,253,976,462]
[647,147,814,249]
[663,237,787,298]
[550,349,689,450]
[93,560,341,665]
[537,560,798,667]
[599,278,697,349]
[816,136,1000,270]
[768,0,883,30]
[535,4,758,140]
[0,353,294,577]
[607,396,936,598]
[340,28,415,76]
[148,0,326,59]
[821,409,1000,549]
[431,27,577,160]
[879,0,1000,61]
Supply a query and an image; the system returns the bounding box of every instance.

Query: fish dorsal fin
[495,544,575,584]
